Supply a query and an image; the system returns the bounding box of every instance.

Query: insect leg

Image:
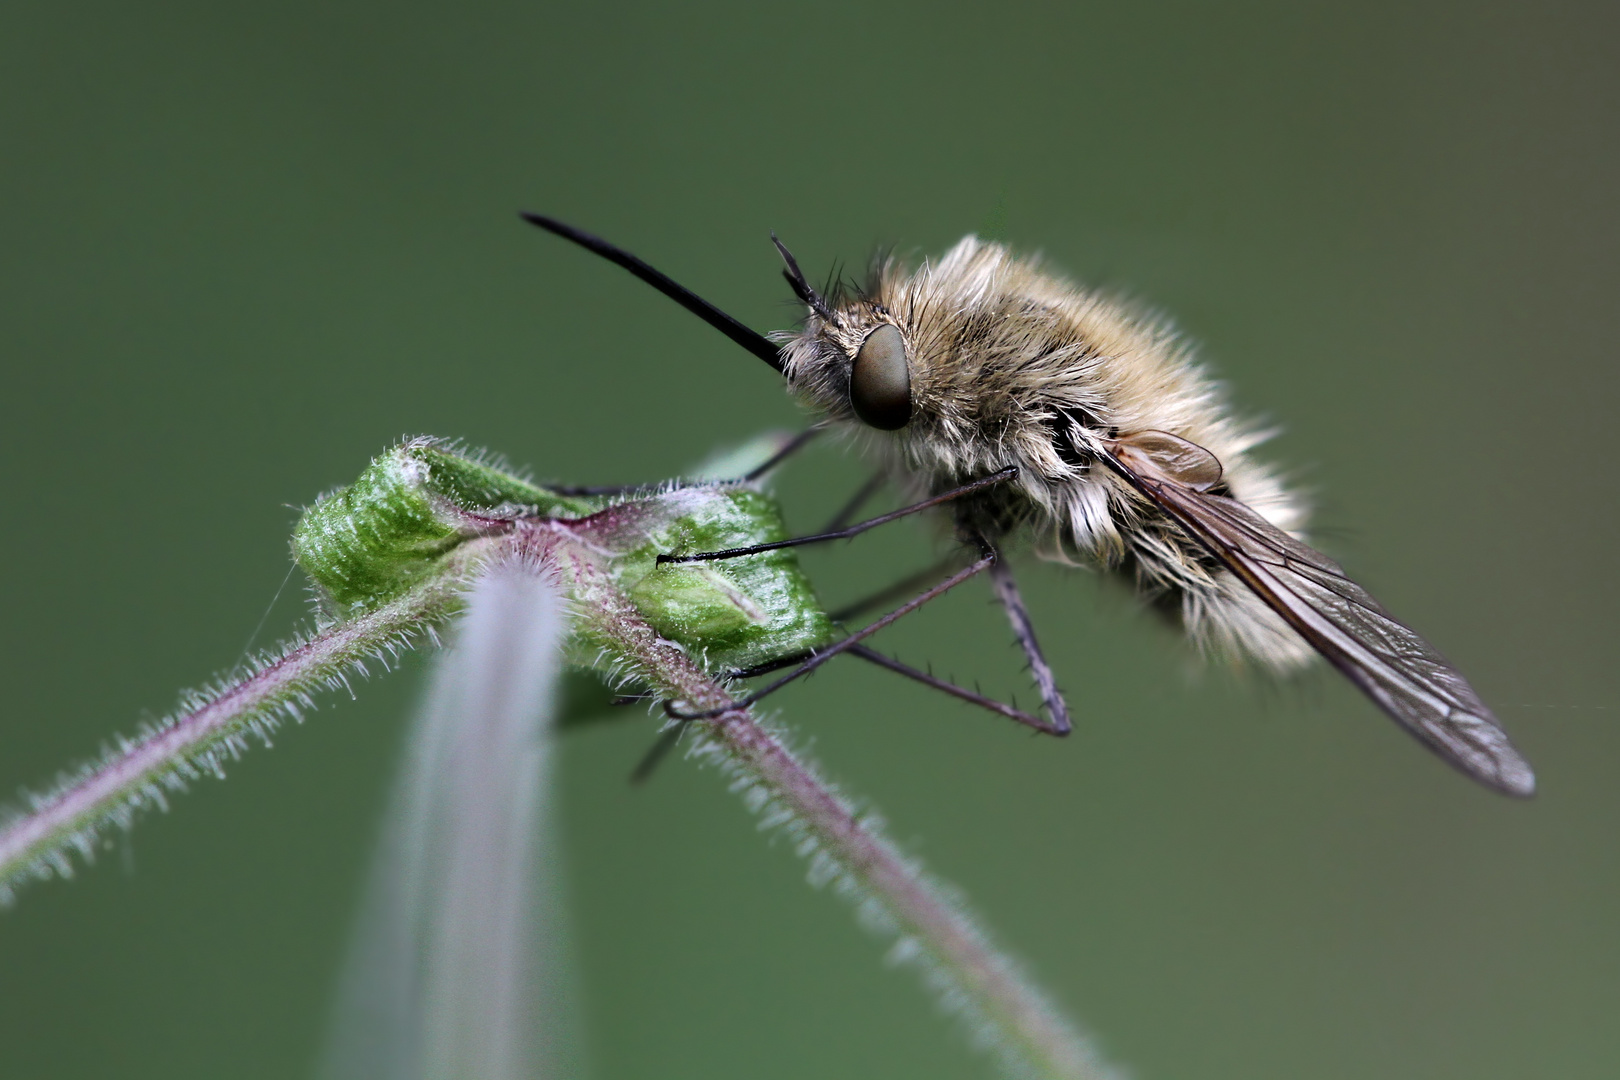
[821,472,887,531]
[632,552,1055,781]
[986,556,1073,735]
[843,644,1068,735]
[657,467,1018,565]
[541,426,824,498]
[741,425,823,482]
[627,650,817,784]
[628,647,830,784]
[628,562,951,782]
[725,651,817,678]
[828,557,963,623]
[662,547,998,720]
[631,634,1055,785]
[629,724,686,785]
[707,558,1067,732]
[539,481,657,497]
[671,558,961,684]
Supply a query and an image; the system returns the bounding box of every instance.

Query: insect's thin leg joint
[987,554,1073,735]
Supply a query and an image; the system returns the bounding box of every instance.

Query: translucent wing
[1104,441,1535,797]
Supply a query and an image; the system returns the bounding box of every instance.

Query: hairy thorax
[779,236,1314,667]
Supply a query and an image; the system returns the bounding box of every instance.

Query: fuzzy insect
[523,215,1535,798]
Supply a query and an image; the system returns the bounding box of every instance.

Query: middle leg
[663,544,999,720]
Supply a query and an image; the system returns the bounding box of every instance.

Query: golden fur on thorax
[780,236,1314,669]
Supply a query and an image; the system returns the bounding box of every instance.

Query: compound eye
[849,323,912,430]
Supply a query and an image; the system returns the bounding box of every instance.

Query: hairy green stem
[0,544,492,904]
[0,436,1115,1078]
[549,525,1116,1080]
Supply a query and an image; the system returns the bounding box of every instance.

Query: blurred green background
[2,2,1616,1077]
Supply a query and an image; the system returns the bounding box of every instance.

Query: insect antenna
[770,232,837,322]
[520,213,786,375]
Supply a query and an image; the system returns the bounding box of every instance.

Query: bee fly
[523,214,1534,797]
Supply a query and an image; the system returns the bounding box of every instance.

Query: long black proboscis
[520,213,786,375]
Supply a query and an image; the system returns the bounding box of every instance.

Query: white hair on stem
[320,554,582,1080]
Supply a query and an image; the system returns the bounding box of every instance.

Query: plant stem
[547,524,1117,1080]
[2,502,1115,1078]
[0,546,489,903]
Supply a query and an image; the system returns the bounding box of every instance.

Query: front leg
[657,468,1019,565]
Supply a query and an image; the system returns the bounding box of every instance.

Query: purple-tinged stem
[3,507,1114,1078]
[548,525,1117,1080]
[0,549,489,904]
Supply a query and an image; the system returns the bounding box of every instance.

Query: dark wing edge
[1102,446,1535,797]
